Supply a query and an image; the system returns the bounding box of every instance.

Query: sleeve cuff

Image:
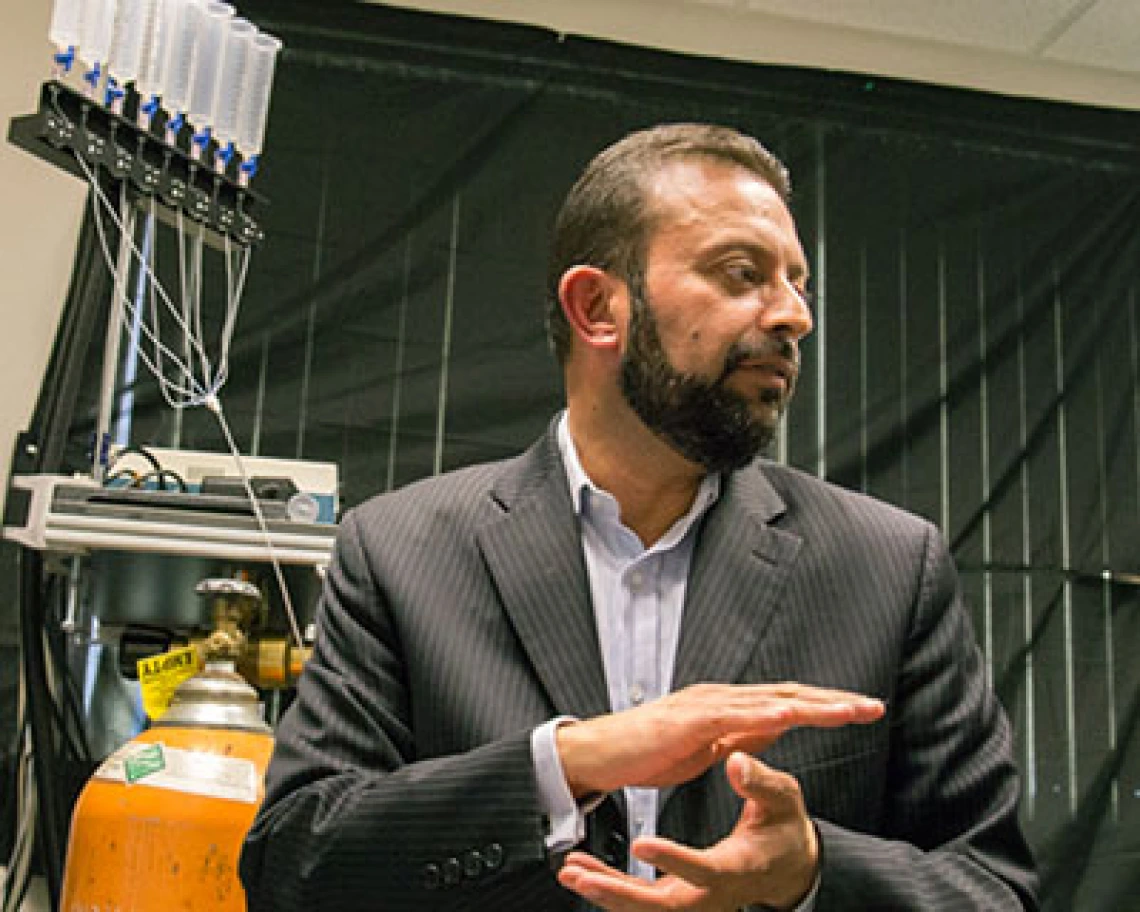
[531,717,589,852]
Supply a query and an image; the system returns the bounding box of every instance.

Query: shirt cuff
[531,717,588,852]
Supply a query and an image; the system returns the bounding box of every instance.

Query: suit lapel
[663,463,803,822]
[476,427,612,722]
[671,463,803,691]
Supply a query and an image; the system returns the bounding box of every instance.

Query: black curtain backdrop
[56,2,1140,908]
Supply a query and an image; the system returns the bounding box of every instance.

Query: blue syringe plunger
[191,125,213,161]
[83,61,103,90]
[239,153,259,179]
[105,77,127,110]
[165,110,186,144]
[53,46,76,74]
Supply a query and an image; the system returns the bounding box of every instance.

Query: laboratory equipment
[106,0,159,111]
[4,4,292,908]
[212,17,256,172]
[236,29,281,182]
[48,0,83,73]
[186,1,235,157]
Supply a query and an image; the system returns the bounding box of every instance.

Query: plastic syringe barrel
[236,30,282,158]
[162,0,206,115]
[136,0,175,100]
[108,0,158,84]
[78,0,118,67]
[212,17,256,147]
[187,1,235,133]
[49,0,83,51]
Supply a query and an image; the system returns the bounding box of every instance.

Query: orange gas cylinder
[60,662,272,912]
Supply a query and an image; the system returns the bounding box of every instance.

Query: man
[240,123,1038,910]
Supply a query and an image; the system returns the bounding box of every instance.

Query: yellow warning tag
[137,645,203,720]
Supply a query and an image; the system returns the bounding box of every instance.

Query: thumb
[726,752,806,823]
[726,751,779,800]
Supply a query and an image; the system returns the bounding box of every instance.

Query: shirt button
[628,570,644,590]
[629,684,645,706]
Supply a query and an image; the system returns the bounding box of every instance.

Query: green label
[124,743,166,784]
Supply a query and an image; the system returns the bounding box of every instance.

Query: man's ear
[558,266,622,352]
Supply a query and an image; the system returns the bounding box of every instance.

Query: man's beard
[618,285,797,473]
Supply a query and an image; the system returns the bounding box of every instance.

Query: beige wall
[0,0,86,507]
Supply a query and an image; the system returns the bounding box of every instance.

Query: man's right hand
[555,681,884,799]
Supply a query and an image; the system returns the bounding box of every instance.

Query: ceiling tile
[1041,0,1140,72]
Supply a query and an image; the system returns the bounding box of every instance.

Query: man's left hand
[557,752,818,911]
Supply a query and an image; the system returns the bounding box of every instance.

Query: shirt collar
[555,411,721,533]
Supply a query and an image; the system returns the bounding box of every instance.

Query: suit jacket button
[462,850,483,879]
[442,857,462,886]
[482,842,505,871]
[421,863,442,890]
[602,832,628,869]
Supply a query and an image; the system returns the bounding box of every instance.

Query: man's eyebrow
[698,239,810,281]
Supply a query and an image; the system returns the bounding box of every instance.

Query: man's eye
[724,263,758,285]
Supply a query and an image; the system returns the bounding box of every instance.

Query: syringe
[48,0,83,75]
[187,1,235,161]
[134,0,175,128]
[78,0,119,97]
[107,0,160,113]
[236,30,282,183]
[212,17,256,174]
[161,0,206,144]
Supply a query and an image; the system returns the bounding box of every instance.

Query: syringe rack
[7,80,265,248]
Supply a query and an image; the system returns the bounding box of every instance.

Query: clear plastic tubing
[136,0,176,102]
[187,1,235,134]
[108,0,158,85]
[162,0,206,116]
[236,31,282,158]
[78,0,118,67]
[49,0,83,51]
[212,17,256,148]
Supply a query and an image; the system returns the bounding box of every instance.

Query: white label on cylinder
[94,741,260,803]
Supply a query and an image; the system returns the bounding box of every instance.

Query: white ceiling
[379,0,1140,111]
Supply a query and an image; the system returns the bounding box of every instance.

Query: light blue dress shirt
[530,414,821,910]
[532,414,719,881]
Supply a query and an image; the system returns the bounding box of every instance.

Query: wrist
[555,719,605,800]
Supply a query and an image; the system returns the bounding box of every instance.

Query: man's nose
[758,274,814,340]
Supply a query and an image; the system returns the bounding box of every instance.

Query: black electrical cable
[105,443,163,477]
[45,576,92,764]
[134,468,188,492]
[42,619,90,763]
[16,547,63,909]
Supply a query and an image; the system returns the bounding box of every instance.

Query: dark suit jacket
[240,421,1038,910]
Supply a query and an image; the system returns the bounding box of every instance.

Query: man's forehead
[647,156,790,221]
[644,156,800,248]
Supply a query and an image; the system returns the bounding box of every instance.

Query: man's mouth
[722,341,800,394]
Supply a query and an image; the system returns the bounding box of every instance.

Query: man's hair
[545,123,792,363]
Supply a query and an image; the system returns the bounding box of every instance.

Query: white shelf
[3,475,336,567]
